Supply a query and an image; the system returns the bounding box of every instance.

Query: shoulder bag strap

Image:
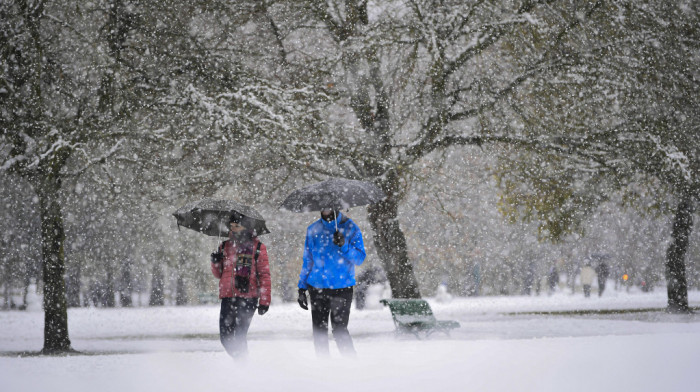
[254,241,262,281]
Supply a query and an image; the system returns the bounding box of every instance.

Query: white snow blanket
[1,290,699,392]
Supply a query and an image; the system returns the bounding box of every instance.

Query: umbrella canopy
[279,178,386,213]
[173,198,270,237]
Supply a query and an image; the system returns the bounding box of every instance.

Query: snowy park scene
[2,289,700,392]
[2,1,699,392]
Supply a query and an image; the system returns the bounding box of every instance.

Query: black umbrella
[173,198,270,237]
[279,178,386,213]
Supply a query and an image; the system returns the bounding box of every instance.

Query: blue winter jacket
[298,212,366,290]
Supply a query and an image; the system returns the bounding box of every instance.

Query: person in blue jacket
[297,208,366,356]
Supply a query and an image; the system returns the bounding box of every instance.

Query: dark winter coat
[211,237,271,306]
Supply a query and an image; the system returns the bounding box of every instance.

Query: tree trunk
[176,275,187,306]
[149,263,165,306]
[37,176,73,353]
[666,193,695,313]
[2,246,10,309]
[2,275,8,310]
[367,175,421,298]
[65,262,82,307]
[103,268,116,308]
[21,272,31,310]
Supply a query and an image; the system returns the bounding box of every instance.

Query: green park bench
[379,298,460,338]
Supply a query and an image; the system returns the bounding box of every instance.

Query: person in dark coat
[297,209,366,356]
[596,260,610,297]
[547,265,559,293]
[211,212,271,358]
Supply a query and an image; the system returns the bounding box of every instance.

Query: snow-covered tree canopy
[493,0,699,239]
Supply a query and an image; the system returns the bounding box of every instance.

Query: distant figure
[523,262,535,295]
[595,261,610,297]
[580,262,596,298]
[436,282,453,303]
[547,266,559,294]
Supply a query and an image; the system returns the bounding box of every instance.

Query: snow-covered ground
[2,289,699,392]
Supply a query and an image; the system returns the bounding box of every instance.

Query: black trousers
[219,297,258,358]
[583,284,591,297]
[308,286,356,356]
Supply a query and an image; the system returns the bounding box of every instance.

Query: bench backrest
[381,299,437,323]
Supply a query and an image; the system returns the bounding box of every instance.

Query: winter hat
[321,208,340,222]
[229,211,244,224]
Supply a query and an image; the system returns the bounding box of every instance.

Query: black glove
[211,251,224,264]
[257,305,269,315]
[297,288,308,310]
[333,231,345,247]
